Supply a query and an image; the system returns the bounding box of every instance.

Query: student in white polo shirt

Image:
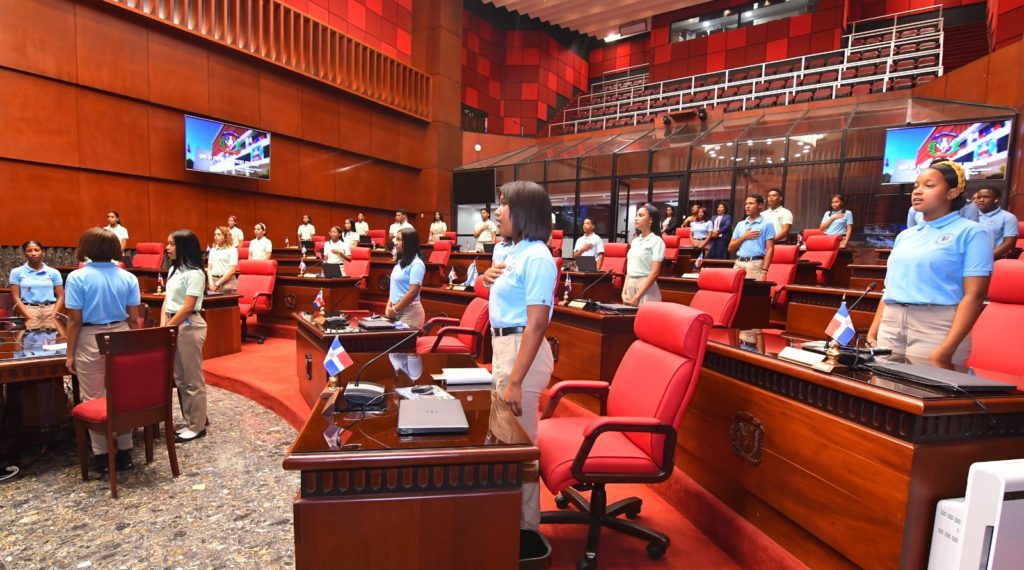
[354,212,370,236]
[103,211,129,250]
[296,214,316,242]
[973,187,1019,259]
[474,208,498,252]
[624,204,665,306]
[763,188,793,243]
[572,217,604,268]
[226,215,245,246]
[248,223,273,260]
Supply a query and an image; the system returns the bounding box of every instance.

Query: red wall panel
[284,0,414,64]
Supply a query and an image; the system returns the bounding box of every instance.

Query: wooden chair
[72,327,180,498]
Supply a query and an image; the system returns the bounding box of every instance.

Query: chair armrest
[251,292,273,313]
[572,417,677,484]
[771,288,784,308]
[422,316,460,334]
[542,380,610,419]
[433,326,483,358]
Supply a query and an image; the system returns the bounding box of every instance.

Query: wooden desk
[679,328,1024,568]
[260,277,359,325]
[875,248,892,263]
[564,271,619,303]
[140,293,241,359]
[128,267,167,291]
[848,264,887,290]
[658,276,774,329]
[694,259,819,286]
[284,353,537,570]
[783,285,882,338]
[449,252,492,281]
[822,249,854,288]
[0,330,71,458]
[292,311,418,407]
[548,306,636,384]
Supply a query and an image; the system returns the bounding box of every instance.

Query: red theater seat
[236,259,277,344]
[968,260,1024,388]
[766,245,799,307]
[345,247,371,287]
[689,268,745,327]
[538,302,713,568]
[417,276,489,359]
[131,243,164,269]
[662,235,679,267]
[801,234,842,285]
[549,230,564,257]
[368,229,386,248]
[428,240,452,280]
[675,227,693,248]
[602,243,629,287]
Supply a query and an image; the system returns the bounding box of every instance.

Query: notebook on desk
[358,318,397,331]
[397,399,469,435]
[869,362,1015,393]
[595,303,639,314]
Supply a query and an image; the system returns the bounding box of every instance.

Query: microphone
[342,328,420,408]
[570,270,614,310]
[846,282,877,313]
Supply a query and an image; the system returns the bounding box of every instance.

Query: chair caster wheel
[576,557,596,570]
[624,507,640,520]
[257,339,265,345]
[555,494,570,509]
[647,542,667,560]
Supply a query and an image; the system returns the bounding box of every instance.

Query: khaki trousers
[395,301,425,329]
[622,276,661,305]
[174,314,208,433]
[76,321,133,454]
[23,304,57,330]
[491,332,554,531]
[876,304,971,365]
[209,275,237,294]
[734,258,766,280]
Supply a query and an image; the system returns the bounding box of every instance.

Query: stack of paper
[441,368,493,385]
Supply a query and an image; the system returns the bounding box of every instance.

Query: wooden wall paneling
[0,0,77,83]
[334,152,371,204]
[0,161,81,247]
[298,143,337,202]
[148,30,210,114]
[257,136,300,197]
[0,70,80,167]
[147,106,194,182]
[205,190,256,242]
[337,95,374,156]
[397,115,429,169]
[365,162,397,209]
[78,171,152,246]
[258,69,303,137]
[985,39,1022,108]
[207,51,261,128]
[941,56,989,104]
[147,180,208,242]
[370,109,402,163]
[300,84,341,147]
[252,193,298,244]
[76,90,152,177]
[75,3,150,100]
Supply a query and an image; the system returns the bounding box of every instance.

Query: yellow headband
[930,160,966,190]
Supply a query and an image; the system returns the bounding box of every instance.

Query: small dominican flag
[825,301,856,346]
[157,273,164,288]
[301,245,307,256]
[796,233,804,246]
[694,252,704,270]
[464,262,478,286]
[313,288,325,311]
[323,336,354,377]
[565,272,572,291]
[448,266,457,282]
[299,259,307,274]
[206,244,211,253]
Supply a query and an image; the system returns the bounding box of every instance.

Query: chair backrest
[236,259,278,310]
[443,231,457,241]
[428,240,452,265]
[346,247,371,280]
[801,235,842,284]
[368,229,386,247]
[801,228,824,242]
[662,235,680,263]
[607,303,713,466]
[132,242,165,269]
[675,227,693,247]
[98,327,177,416]
[766,245,799,305]
[602,243,629,274]
[549,229,564,256]
[456,276,491,351]
[240,240,250,248]
[690,268,746,326]
[313,236,326,257]
[237,247,250,260]
[968,260,1024,384]
[1016,222,1024,250]
[0,291,13,318]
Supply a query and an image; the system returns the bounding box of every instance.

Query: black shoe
[115,450,134,471]
[175,429,206,443]
[91,454,110,475]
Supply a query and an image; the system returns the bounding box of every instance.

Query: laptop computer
[321,262,344,278]
[358,235,373,247]
[595,302,639,314]
[397,399,469,435]
[359,317,397,331]
[574,256,598,272]
[870,362,1016,393]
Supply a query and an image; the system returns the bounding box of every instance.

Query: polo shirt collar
[980,207,1002,217]
[745,215,765,224]
[22,262,49,274]
[917,210,960,230]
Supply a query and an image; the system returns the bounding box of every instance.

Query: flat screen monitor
[881,120,1012,184]
[452,169,496,204]
[185,115,271,180]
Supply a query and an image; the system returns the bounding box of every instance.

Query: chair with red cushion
[800,234,843,285]
[602,243,629,288]
[967,260,1024,388]
[0,291,13,318]
[428,240,452,280]
[237,247,250,261]
[674,227,693,247]
[236,259,277,344]
[346,247,371,287]
[240,240,250,248]
[801,228,824,242]
[131,243,165,269]
[443,231,457,241]
[313,236,326,258]
[550,230,565,257]
[662,235,680,271]
[689,268,745,327]
[766,245,799,307]
[416,276,489,358]
[368,229,387,248]
[539,303,714,568]
[1015,222,1024,254]
[72,327,179,498]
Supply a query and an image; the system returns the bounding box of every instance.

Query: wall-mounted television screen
[185,115,271,180]
[881,120,1012,184]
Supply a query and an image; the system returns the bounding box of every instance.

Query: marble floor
[0,386,299,569]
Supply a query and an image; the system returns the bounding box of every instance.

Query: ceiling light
[604,33,622,43]
[743,11,753,18]
[794,153,801,157]
[702,22,710,28]
[724,10,731,16]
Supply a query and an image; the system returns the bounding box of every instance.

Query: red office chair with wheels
[416,276,490,358]
[72,327,180,498]
[131,243,165,269]
[346,247,371,287]
[313,236,326,258]
[428,240,452,281]
[443,231,457,241]
[539,303,714,569]
[967,260,1024,388]
[236,259,277,344]
[662,235,680,272]
[368,229,386,248]
[550,230,565,257]
[800,234,842,285]
[801,228,824,242]
[689,267,745,327]
[237,247,250,261]
[765,245,799,307]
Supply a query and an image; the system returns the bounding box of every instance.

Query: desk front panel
[261,277,359,325]
[140,293,241,358]
[784,286,880,338]
[658,277,772,330]
[564,272,619,304]
[548,307,635,384]
[848,264,887,291]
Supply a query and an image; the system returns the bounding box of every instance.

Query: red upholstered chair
[313,236,326,258]
[236,259,277,344]
[601,243,629,288]
[801,228,824,242]
[675,227,693,247]
[662,235,680,266]
[766,245,799,307]
[967,260,1024,388]
[72,327,179,498]
[428,240,452,280]
[416,276,490,358]
[0,291,13,318]
[368,229,386,248]
[237,247,250,261]
[550,230,565,257]
[538,303,714,568]
[240,240,250,248]
[1015,222,1024,253]
[689,268,745,327]
[131,243,165,269]
[800,234,843,285]
[346,247,371,287]
[443,231,457,241]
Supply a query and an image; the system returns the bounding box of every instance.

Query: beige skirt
[622,276,661,305]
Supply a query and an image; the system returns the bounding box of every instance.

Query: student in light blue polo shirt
[729,194,776,280]
[868,160,992,367]
[9,240,64,330]
[973,187,1019,258]
[481,180,556,532]
[819,194,854,248]
[385,228,426,328]
[64,228,141,474]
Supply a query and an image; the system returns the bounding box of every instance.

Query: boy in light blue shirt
[973,187,1019,258]
[729,194,776,280]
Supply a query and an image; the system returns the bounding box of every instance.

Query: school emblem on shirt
[935,233,954,245]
